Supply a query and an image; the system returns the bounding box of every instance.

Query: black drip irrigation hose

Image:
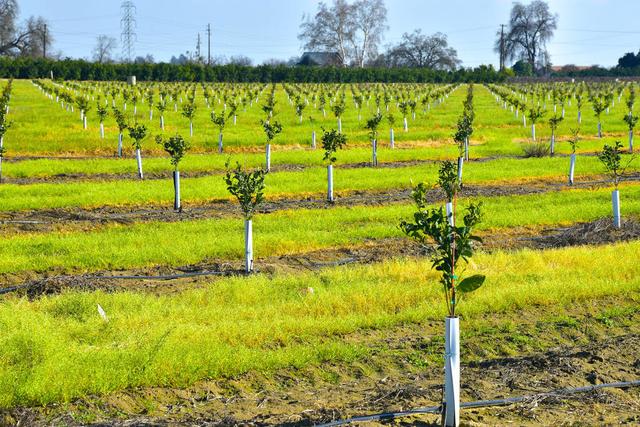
[317,380,640,426]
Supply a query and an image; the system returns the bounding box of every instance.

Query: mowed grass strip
[1,183,639,275]
[0,241,638,408]
[1,155,638,211]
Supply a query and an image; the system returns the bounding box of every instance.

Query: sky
[14,0,640,68]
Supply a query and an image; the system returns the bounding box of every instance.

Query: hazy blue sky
[15,0,640,67]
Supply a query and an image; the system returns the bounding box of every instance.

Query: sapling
[453,113,472,183]
[399,161,484,427]
[146,90,154,121]
[156,134,190,211]
[568,127,580,185]
[76,96,91,130]
[321,128,347,202]
[224,162,266,273]
[112,107,128,157]
[181,101,197,137]
[309,115,317,149]
[591,97,607,138]
[548,114,563,155]
[387,113,396,148]
[128,122,148,179]
[332,99,345,133]
[598,141,636,228]
[261,119,282,172]
[623,112,638,153]
[399,101,409,131]
[156,100,167,130]
[295,98,306,124]
[365,113,382,167]
[96,102,109,139]
[210,111,226,153]
[527,105,545,141]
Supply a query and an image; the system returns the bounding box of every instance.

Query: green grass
[1,182,639,275]
[1,155,638,211]
[0,241,638,408]
[4,80,637,157]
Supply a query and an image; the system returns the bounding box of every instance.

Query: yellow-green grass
[3,142,631,180]
[4,80,636,157]
[1,155,638,211]
[1,183,639,275]
[0,241,638,408]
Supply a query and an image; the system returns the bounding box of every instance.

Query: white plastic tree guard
[244,219,253,273]
[444,317,460,427]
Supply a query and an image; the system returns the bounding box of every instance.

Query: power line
[120,1,137,62]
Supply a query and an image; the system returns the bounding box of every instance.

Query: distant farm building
[298,52,343,67]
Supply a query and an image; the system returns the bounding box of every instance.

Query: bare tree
[496,0,557,71]
[93,35,117,63]
[386,30,460,70]
[299,0,354,67]
[228,55,253,66]
[0,1,52,58]
[0,0,19,52]
[351,0,387,67]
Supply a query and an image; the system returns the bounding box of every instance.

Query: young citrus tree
[224,163,266,273]
[527,105,545,141]
[156,100,167,130]
[321,128,347,202]
[400,160,484,427]
[181,101,197,137]
[548,114,563,155]
[568,127,580,185]
[261,119,282,172]
[156,134,190,211]
[365,113,382,167]
[332,99,345,133]
[387,113,396,148]
[623,112,638,153]
[210,111,227,153]
[96,101,109,139]
[112,107,128,157]
[128,122,148,179]
[598,141,636,228]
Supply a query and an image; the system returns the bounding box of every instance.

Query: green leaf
[457,274,485,293]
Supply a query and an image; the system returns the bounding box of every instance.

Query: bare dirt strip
[2,298,639,426]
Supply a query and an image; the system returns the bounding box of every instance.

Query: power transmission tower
[121,1,137,62]
[499,24,505,71]
[206,23,211,66]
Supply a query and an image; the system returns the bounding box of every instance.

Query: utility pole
[196,33,201,63]
[43,24,47,58]
[499,24,505,71]
[206,23,211,66]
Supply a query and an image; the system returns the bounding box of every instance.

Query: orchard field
[0,78,639,425]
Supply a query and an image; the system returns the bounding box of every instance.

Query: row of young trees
[31,79,459,157]
[488,80,639,152]
[0,79,12,181]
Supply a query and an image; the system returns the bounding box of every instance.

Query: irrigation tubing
[317,380,640,426]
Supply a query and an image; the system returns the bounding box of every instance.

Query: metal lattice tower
[120,1,137,62]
